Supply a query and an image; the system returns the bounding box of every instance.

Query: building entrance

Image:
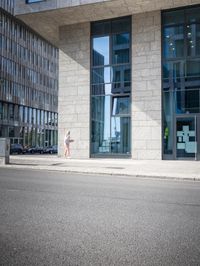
[162,6,200,160]
[175,115,200,160]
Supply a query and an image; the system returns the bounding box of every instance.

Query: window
[26,0,44,3]
[162,6,200,159]
[91,16,131,156]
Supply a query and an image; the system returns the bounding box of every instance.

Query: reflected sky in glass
[93,36,109,66]
[103,96,110,141]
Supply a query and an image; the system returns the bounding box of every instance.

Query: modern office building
[0,0,58,147]
[14,0,200,160]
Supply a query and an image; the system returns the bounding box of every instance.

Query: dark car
[10,144,24,154]
[28,146,44,154]
[44,145,58,154]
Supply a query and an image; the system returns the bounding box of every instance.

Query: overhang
[15,0,200,46]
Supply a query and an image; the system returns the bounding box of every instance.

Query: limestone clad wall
[58,12,162,160]
[132,11,162,160]
[58,23,90,158]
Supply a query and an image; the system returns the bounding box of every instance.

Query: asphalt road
[0,169,200,266]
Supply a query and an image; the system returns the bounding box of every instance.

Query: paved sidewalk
[0,155,200,181]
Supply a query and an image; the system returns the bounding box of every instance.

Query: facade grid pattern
[0,5,59,148]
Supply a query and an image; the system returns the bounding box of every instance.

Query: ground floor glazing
[0,101,58,147]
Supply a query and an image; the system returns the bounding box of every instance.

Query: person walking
[64,131,73,158]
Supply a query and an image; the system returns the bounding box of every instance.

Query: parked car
[28,146,44,154]
[44,145,58,154]
[10,144,25,154]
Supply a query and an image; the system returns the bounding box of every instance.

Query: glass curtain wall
[91,16,131,157]
[162,6,200,159]
[0,7,58,149]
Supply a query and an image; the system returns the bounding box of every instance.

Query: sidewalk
[1,155,200,181]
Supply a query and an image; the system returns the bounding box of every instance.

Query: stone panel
[132,11,162,160]
[58,22,90,158]
[15,0,200,46]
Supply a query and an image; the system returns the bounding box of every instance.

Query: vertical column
[132,11,162,160]
[58,22,90,158]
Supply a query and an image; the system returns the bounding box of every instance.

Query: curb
[1,164,200,182]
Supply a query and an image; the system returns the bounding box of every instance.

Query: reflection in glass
[37,109,40,125]
[19,106,23,122]
[163,92,173,155]
[112,96,130,115]
[163,10,184,26]
[112,65,131,83]
[111,117,130,154]
[176,89,200,114]
[112,65,131,93]
[91,21,111,36]
[91,96,111,154]
[187,24,200,56]
[92,84,119,96]
[112,33,130,64]
[186,7,200,23]
[9,127,14,137]
[92,67,110,84]
[91,17,131,157]
[163,26,184,58]
[111,17,131,33]
[24,107,28,123]
[91,96,131,155]
[93,37,109,66]
[186,60,200,78]
[9,104,14,120]
[0,102,3,120]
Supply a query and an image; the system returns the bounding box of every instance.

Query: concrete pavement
[0,155,200,181]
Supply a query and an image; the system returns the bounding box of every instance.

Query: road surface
[0,168,200,265]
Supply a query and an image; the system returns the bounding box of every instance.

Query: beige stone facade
[132,11,162,159]
[58,23,90,158]
[57,10,162,159]
[14,0,200,159]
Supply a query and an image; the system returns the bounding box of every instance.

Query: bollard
[0,138,10,165]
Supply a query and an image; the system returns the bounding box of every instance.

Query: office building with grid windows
[0,0,58,148]
[14,0,200,160]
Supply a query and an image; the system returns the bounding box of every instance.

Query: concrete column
[58,22,90,158]
[0,138,10,164]
[132,11,162,160]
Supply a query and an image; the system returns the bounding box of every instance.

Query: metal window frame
[161,4,200,160]
[90,16,132,158]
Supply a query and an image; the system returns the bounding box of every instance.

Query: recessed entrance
[175,115,200,160]
[162,6,200,160]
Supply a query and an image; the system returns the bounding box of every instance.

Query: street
[0,169,200,266]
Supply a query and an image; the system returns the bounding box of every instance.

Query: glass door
[176,116,197,159]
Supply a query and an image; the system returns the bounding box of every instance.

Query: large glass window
[162,6,200,159]
[91,16,131,156]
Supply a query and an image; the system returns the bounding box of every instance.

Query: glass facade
[0,0,14,14]
[91,17,131,157]
[162,6,200,160]
[0,6,58,147]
